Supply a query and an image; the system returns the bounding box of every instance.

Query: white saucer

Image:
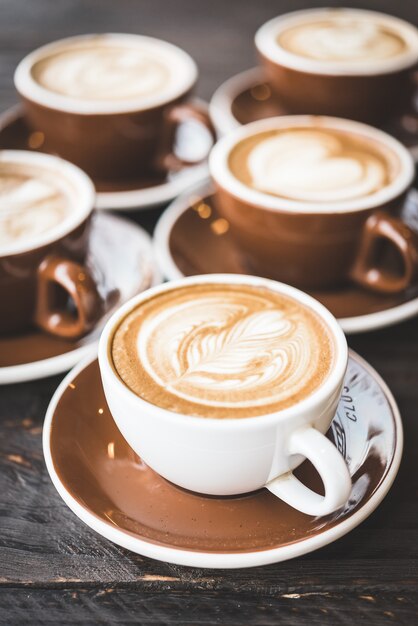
[43,350,402,569]
[0,213,161,384]
[154,182,418,334]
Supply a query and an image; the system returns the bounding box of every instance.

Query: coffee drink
[0,160,72,247]
[111,283,335,418]
[278,13,409,67]
[255,10,418,122]
[228,126,399,206]
[14,34,212,181]
[31,37,181,104]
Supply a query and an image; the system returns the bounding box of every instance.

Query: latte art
[32,44,170,101]
[0,164,70,247]
[229,128,395,204]
[111,284,334,418]
[279,19,406,63]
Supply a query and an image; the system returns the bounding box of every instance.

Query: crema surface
[111,284,335,418]
[32,42,171,101]
[0,163,70,247]
[229,128,397,205]
[278,18,407,63]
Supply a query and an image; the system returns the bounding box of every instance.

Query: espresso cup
[209,116,418,293]
[255,8,418,123]
[0,150,102,338]
[99,274,351,517]
[14,34,214,180]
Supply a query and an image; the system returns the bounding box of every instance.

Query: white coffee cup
[99,274,351,516]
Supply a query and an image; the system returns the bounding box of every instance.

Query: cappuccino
[17,34,198,112]
[257,9,418,74]
[111,283,335,418]
[228,126,399,205]
[0,160,72,248]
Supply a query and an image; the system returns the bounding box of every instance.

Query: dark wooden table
[1,1,418,624]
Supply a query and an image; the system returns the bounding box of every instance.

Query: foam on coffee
[111,283,335,418]
[31,39,176,102]
[278,17,407,63]
[228,127,399,205]
[0,162,71,247]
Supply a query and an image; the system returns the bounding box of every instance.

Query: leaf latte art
[111,284,335,418]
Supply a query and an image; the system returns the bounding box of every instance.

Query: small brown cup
[0,150,102,338]
[209,116,418,294]
[14,34,215,180]
[255,9,418,124]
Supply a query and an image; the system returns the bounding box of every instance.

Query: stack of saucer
[1,8,416,569]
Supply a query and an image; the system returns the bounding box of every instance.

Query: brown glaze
[0,212,154,367]
[230,73,418,150]
[18,92,213,181]
[214,182,417,292]
[259,53,416,124]
[48,357,395,553]
[0,217,102,337]
[0,107,211,192]
[168,196,418,319]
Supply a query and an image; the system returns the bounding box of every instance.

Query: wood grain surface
[1,0,418,624]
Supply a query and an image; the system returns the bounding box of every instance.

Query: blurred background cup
[255,8,418,123]
[0,150,102,338]
[210,116,418,293]
[14,34,214,181]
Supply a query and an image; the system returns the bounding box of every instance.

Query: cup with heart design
[255,8,418,123]
[99,274,351,517]
[0,149,103,338]
[14,33,215,181]
[209,115,418,294]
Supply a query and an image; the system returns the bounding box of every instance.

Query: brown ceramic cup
[0,150,102,338]
[14,34,214,180]
[209,116,418,294]
[255,9,418,124]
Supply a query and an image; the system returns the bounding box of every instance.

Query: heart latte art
[0,162,71,247]
[111,284,335,418]
[229,128,396,204]
[278,18,407,63]
[32,41,171,102]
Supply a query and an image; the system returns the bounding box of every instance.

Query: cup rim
[0,150,95,257]
[14,33,198,115]
[209,115,415,214]
[98,273,348,430]
[255,8,418,76]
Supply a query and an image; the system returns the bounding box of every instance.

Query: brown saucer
[43,351,401,567]
[228,69,418,156]
[0,212,159,383]
[154,186,418,330]
[0,105,213,210]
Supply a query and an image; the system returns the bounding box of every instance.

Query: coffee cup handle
[35,255,103,339]
[155,101,216,172]
[350,211,418,294]
[266,426,351,517]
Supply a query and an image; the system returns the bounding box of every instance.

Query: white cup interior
[14,33,198,115]
[255,8,418,76]
[209,115,415,214]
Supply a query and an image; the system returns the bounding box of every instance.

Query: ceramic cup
[0,150,102,338]
[14,34,215,180]
[99,274,351,517]
[255,8,418,123]
[209,116,418,293]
